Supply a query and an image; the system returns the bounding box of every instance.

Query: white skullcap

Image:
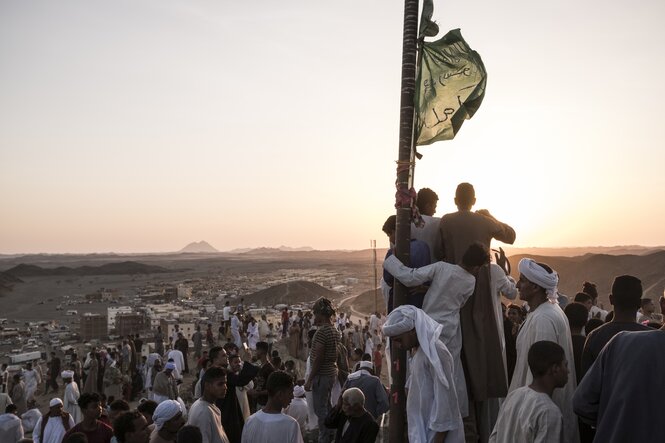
[359,361,374,370]
[518,258,559,302]
[293,385,306,397]
[152,400,182,430]
[164,362,176,370]
[61,370,74,379]
[382,305,449,388]
[49,398,63,407]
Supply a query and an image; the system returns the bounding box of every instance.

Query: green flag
[415,29,487,145]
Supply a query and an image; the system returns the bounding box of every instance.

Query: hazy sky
[2,0,664,254]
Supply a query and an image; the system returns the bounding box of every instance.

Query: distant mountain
[244,280,338,307]
[234,246,315,254]
[179,241,219,253]
[5,261,171,277]
[277,245,314,252]
[0,271,23,295]
[504,246,664,257]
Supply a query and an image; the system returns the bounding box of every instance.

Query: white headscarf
[382,305,449,388]
[152,400,182,430]
[518,258,559,302]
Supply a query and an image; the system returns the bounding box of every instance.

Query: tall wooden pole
[390,0,419,441]
[372,239,378,314]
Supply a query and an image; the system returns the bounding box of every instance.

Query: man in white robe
[383,305,464,443]
[284,385,309,438]
[166,349,185,381]
[22,362,41,402]
[187,367,230,443]
[490,341,567,443]
[0,405,24,442]
[382,243,487,418]
[21,400,42,433]
[246,320,259,350]
[509,258,579,443]
[33,398,75,443]
[62,370,82,424]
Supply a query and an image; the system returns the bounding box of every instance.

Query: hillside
[244,280,338,307]
[507,250,665,303]
[343,289,386,316]
[0,271,23,295]
[5,261,171,277]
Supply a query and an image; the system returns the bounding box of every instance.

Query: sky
[1,0,664,254]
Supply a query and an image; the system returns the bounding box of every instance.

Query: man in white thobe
[382,243,487,418]
[0,405,24,442]
[509,259,579,443]
[166,349,185,381]
[22,363,41,402]
[33,398,75,443]
[284,385,309,438]
[62,370,83,424]
[246,320,259,350]
[21,400,42,433]
[383,305,464,443]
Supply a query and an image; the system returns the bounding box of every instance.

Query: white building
[107,306,133,333]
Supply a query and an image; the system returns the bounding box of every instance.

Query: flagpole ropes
[390,0,419,441]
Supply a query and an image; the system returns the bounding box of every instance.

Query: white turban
[518,258,559,302]
[293,385,306,397]
[164,362,176,370]
[49,398,63,407]
[152,400,182,430]
[382,305,449,388]
[359,361,374,370]
[61,370,74,379]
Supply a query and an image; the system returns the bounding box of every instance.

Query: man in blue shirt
[381,215,431,312]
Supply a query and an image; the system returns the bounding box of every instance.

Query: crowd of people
[375,183,665,443]
[0,292,391,443]
[2,181,664,443]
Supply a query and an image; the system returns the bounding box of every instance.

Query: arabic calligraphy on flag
[415,29,487,145]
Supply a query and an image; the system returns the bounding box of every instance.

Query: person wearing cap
[152,364,178,404]
[150,400,185,443]
[342,361,388,421]
[63,370,83,424]
[510,258,578,443]
[284,385,309,438]
[241,371,303,443]
[33,398,75,443]
[382,305,464,443]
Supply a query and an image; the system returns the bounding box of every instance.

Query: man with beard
[33,397,75,443]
